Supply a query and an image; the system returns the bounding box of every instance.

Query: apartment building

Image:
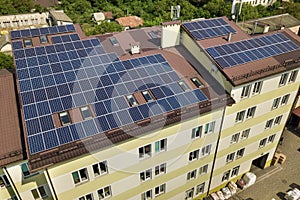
[0,16,299,200]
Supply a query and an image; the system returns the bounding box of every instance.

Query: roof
[103,12,113,20]
[0,69,24,167]
[93,12,105,21]
[49,10,73,22]
[183,16,300,86]
[292,106,300,117]
[11,24,233,171]
[239,13,300,34]
[116,16,143,28]
[34,0,58,7]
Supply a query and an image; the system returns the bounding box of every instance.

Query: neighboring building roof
[49,10,73,22]
[239,13,300,34]
[11,24,233,171]
[0,69,23,167]
[34,0,58,7]
[182,16,300,86]
[292,106,300,117]
[116,16,143,28]
[93,12,105,21]
[162,20,181,26]
[103,12,113,20]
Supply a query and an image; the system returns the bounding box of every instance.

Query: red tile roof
[116,16,143,28]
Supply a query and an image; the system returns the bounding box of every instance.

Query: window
[241,85,251,98]
[281,94,290,105]
[241,128,250,140]
[31,186,47,199]
[246,106,256,119]
[92,161,108,177]
[110,37,119,46]
[24,38,33,47]
[199,164,208,175]
[21,163,30,177]
[155,139,167,153]
[155,163,166,176]
[235,110,245,123]
[252,81,263,95]
[201,144,212,157]
[191,126,202,139]
[140,169,152,182]
[268,134,276,143]
[204,121,215,134]
[191,77,203,88]
[226,152,235,163]
[189,149,199,161]
[231,133,240,144]
[187,169,197,181]
[126,94,138,106]
[259,138,267,148]
[231,166,240,177]
[154,184,166,196]
[185,188,194,200]
[178,80,189,91]
[98,186,112,199]
[72,168,88,185]
[274,115,282,125]
[79,193,93,200]
[139,144,151,159]
[289,70,298,83]
[265,119,274,129]
[0,175,10,187]
[279,73,288,86]
[272,97,281,109]
[7,196,18,200]
[196,182,205,195]
[59,111,71,126]
[236,148,245,159]
[141,189,152,200]
[222,170,230,182]
[39,35,48,44]
[142,90,154,102]
[80,106,93,120]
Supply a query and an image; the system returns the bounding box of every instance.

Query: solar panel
[14,29,208,154]
[183,17,236,40]
[206,33,300,68]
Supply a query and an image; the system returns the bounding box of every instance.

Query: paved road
[230,127,300,200]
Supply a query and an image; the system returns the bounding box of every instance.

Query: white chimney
[227,32,232,42]
[130,42,140,54]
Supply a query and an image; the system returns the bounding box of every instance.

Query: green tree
[0,52,14,69]
[90,21,123,35]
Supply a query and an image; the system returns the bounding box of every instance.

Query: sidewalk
[229,127,300,200]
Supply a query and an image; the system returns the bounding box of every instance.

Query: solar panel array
[206,33,300,69]
[182,17,236,40]
[13,26,208,155]
[10,24,76,40]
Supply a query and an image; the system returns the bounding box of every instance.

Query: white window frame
[226,152,235,163]
[98,185,112,199]
[246,106,256,119]
[201,144,212,157]
[252,81,263,95]
[31,185,47,199]
[259,138,267,148]
[155,163,166,176]
[268,134,276,143]
[154,183,166,196]
[191,77,204,88]
[78,193,94,200]
[236,148,245,159]
[241,128,250,140]
[196,182,205,195]
[274,115,283,125]
[279,73,289,86]
[199,164,208,175]
[231,166,240,177]
[288,70,298,83]
[142,90,154,102]
[141,189,152,200]
[241,85,251,98]
[191,126,202,139]
[204,121,215,134]
[139,144,152,159]
[231,132,240,144]
[222,170,230,182]
[178,80,189,91]
[281,94,290,105]
[126,94,138,106]
[154,138,167,153]
[72,168,89,185]
[0,175,10,187]
[92,161,108,177]
[235,110,245,123]
[140,169,152,182]
[185,188,194,200]
[80,106,93,120]
[189,149,199,161]
[265,119,274,129]
[187,169,197,181]
[59,111,71,126]
[272,97,281,110]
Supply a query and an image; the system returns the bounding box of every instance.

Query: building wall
[161,24,181,49]
[46,108,224,200]
[0,13,47,29]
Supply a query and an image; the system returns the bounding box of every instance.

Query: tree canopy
[0,52,14,69]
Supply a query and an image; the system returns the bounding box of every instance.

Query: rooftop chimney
[227,32,232,42]
[130,42,140,54]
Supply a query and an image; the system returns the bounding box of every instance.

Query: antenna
[171,5,180,20]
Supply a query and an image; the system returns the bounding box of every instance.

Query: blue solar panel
[183,17,236,40]
[206,33,300,68]
[28,134,45,154]
[12,41,23,50]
